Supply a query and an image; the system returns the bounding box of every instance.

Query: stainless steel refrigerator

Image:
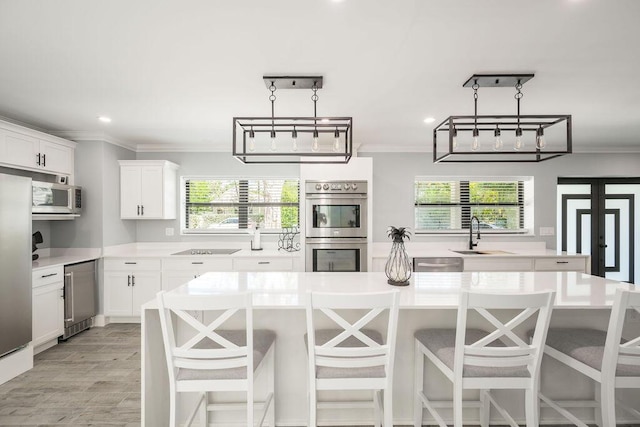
[0,173,32,358]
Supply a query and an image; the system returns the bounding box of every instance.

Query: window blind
[414,179,526,233]
[184,178,299,232]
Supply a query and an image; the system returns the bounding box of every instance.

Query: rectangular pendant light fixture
[433,73,572,163]
[233,76,353,164]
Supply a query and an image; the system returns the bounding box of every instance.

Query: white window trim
[180,175,300,235]
[414,175,535,236]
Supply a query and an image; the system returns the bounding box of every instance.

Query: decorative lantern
[385,226,412,286]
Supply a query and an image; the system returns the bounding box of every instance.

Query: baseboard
[93,314,106,327]
[0,344,33,385]
[33,339,58,355]
[103,316,141,324]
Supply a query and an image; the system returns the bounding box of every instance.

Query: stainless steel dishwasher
[413,257,464,272]
[63,260,97,340]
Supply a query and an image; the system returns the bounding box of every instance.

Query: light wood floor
[0,324,140,426]
[0,324,636,426]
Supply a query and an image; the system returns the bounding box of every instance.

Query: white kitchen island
[141,271,639,426]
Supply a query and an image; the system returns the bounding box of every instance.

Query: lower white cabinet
[233,257,294,272]
[162,258,233,291]
[32,266,64,350]
[463,257,535,272]
[534,257,587,272]
[104,259,161,317]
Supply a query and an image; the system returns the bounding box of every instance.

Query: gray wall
[364,152,640,248]
[134,151,299,243]
[50,141,136,248]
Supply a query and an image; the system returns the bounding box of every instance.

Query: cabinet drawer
[104,258,161,271]
[534,257,586,272]
[32,266,64,288]
[233,258,293,272]
[163,258,233,271]
[463,257,533,272]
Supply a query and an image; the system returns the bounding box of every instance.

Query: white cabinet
[233,257,294,272]
[119,160,178,219]
[104,259,162,317]
[32,266,64,351]
[0,127,74,176]
[162,258,233,291]
[463,257,534,272]
[534,257,587,272]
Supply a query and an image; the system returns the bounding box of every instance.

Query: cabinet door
[162,271,199,292]
[120,166,142,219]
[104,272,133,316]
[2,130,40,169]
[32,282,64,347]
[40,140,73,175]
[131,272,162,316]
[139,166,164,218]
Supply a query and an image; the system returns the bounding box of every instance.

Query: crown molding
[51,131,137,151]
[135,142,226,152]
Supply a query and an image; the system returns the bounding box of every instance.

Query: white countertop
[102,242,300,258]
[31,248,102,270]
[371,241,589,259]
[146,271,635,309]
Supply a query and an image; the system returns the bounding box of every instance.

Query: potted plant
[385,226,412,286]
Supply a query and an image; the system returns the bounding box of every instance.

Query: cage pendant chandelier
[433,73,572,163]
[233,75,353,164]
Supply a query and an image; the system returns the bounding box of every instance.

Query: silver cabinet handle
[258,261,270,265]
[124,262,137,265]
[64,272,74,322]
[141,205,144,216]
[191,261,204,265]
[42,154,46,167]
[36,153,41,166]
[127,275,131,286]
[137,205,140,215]
[556,261,569,264]
[41,272,58,278]
[131,275,135,286]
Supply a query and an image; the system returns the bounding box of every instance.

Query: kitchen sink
[451,250,513,255]
[171,249,241,255]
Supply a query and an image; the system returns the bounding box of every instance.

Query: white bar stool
[305,290,400,426]
[414,290,555,427]
[157,290,276,427]
[537,288,640,427]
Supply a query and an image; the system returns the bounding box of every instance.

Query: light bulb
[291,128,298,152]
[270,130,276,152]
[312,129,319,152]
[471,128,479,151]
[493,127,503,151]
[536,126,546,149]
[452,128,458,149]
[248,128,255,152]
[514,128,523,151]
[333,128,340,152]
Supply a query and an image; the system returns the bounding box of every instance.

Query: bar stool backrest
[454,290,556,379]
[306,291,400,378]
[602,289,640,378]
[157,291,253,384]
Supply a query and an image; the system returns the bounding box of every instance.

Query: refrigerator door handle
[64,272,75,322]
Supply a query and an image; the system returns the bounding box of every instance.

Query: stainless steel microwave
[32,181,82,215]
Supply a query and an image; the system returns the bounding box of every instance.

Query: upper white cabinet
[0,123,75,176]
[118,160,179,220]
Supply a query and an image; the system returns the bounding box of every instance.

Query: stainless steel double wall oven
[305,180,368,272]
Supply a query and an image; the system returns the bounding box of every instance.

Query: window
[414,177,532,234]
[183,178,299,233]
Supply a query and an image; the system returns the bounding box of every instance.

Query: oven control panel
[306,180,367,194]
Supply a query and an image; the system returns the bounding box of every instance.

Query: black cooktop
[171,249,241,256]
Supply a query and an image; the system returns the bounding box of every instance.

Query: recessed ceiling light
[97,116,111,123]
[423,117,436,124]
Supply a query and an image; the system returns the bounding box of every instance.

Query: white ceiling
[1,0,639,153]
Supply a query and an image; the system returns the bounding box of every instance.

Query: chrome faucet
[469,216,481,250]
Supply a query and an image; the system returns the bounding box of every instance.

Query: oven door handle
[305,194,367,200]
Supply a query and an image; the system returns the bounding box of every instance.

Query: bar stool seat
[544,328,640,377]
[415,328,530,378]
